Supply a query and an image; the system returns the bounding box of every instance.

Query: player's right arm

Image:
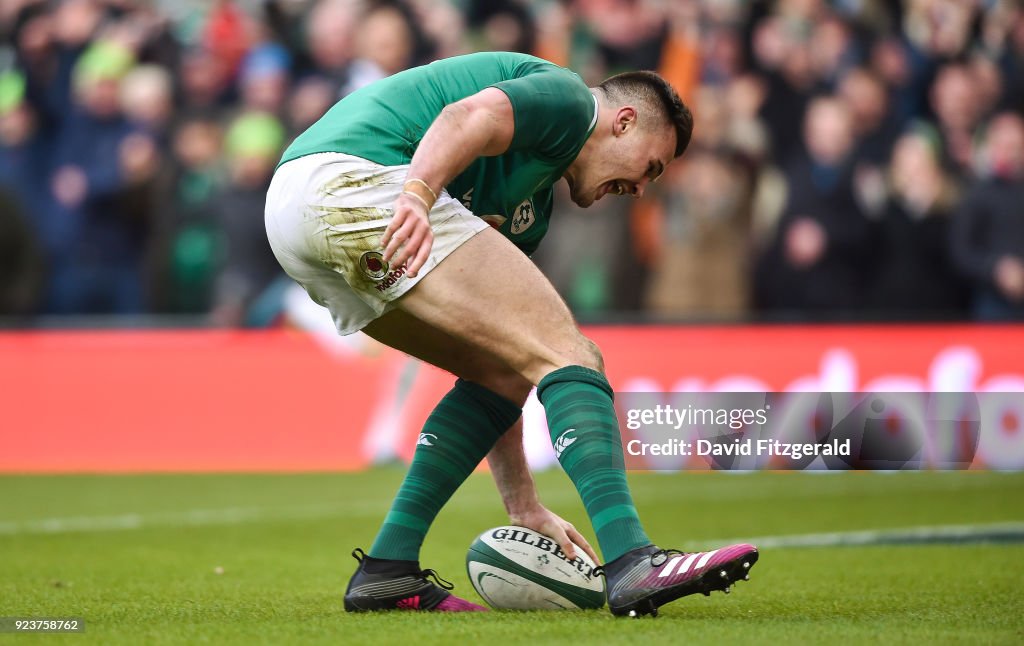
[382,88,515,277]
[487,420,599,564]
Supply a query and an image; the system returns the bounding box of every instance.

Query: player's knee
[470,369,532,407]
[564,334,604,374]
[583,337,605,373]
[518,331,605,384]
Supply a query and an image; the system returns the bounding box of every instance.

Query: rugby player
[265,51,758,617]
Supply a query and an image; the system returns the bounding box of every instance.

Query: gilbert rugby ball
[466,525,605,610]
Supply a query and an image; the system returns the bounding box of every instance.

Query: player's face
[569,114,676,208]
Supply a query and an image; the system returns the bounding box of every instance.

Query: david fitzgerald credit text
[626,437,851,461]
[614,392,1006,471]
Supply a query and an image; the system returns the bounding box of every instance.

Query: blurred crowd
[1,0,1023,324]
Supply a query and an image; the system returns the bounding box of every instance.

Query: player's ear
[615,106,638,136]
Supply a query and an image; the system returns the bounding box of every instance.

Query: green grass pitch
[1,470,1022,644]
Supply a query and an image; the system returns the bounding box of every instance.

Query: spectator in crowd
[968,54,1005,120]
[869,35,918,130]
[237,43,292,116]
[928,64,986,177]
[0,186,44,317]
[590,0,668,72]
[343,0,428,96]
[809,12,860,90]
[753,96,872,318]
[643,86,756,318]
[285,75,336,136]
[868,128,968,318]
[471,1,537,55]
[839,66,899,170]
[151,115,224,313]
[951,112,1024,321]
[0,71,56,254]
[697,19,744,87]
[120,64,174,139]
[991,4,1024,112]
[838,66,900,217]
[902,0,976,60]
[176,46,231,119]
[35,0,106,117]
[47,39,154,314]
[406,0,469,61]
[200,0,252,83]
[305,0,360,96]
[532,187,636,317]
[211,111,285,326]
[752,14,819,164]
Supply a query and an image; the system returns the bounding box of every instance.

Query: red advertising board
[1,326,1021,472]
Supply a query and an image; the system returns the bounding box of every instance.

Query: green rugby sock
[369,379,520,561]
[538,365,650,563]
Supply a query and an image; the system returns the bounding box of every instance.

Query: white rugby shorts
[265,152,488,334]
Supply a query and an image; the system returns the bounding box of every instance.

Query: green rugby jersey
[280,52,598,255]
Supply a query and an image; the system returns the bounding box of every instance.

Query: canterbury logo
[417,433,437,446]
[657,550,718,578]
[553,428,578,458]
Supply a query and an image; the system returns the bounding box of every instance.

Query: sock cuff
[537,365,613,403]
[361,552,421,575]
[454,379,522,436]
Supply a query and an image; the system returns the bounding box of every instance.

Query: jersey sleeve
[490,68,596,160]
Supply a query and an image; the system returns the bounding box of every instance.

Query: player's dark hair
[598,71,693,158]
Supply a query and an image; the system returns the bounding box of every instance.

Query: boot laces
[420,569,454,590]
[594,547,687,578]
[351,548,454,590]
[650,548,684,567]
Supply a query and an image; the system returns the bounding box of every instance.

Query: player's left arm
[383,87,515,275]
[487,419,599,563]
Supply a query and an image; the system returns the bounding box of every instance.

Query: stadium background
[1,2,1023,642]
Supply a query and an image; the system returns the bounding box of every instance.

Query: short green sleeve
[491,69,596,160]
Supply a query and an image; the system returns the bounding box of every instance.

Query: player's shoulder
[429,51,584,85]
[506,53,585,87]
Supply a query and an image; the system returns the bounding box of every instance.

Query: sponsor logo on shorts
[359,251,389,279]
[417,433,437,446]
[374,264,408,292]
[510,200,535,234]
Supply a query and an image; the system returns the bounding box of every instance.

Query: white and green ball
[466,526,605,610]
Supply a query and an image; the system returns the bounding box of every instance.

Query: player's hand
[509,504,599,565]
[382,192,434,278]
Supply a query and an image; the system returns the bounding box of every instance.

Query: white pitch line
[0,501,381,536]
[696,522,1024,550]
[2,505,1023,548]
